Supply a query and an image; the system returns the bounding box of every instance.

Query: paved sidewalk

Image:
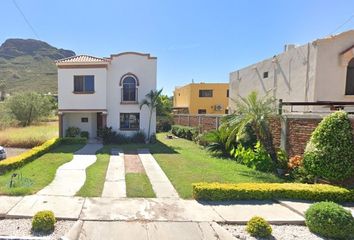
[138,149,179,198]
[37,144,102,196]
[101,149,126,198]
[78,221,234,240]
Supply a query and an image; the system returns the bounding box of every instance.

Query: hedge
[60,137,87,144]
[192,182,354,202]
[0,137,87,174]
[171,125,198,140]
[0,138,60,174]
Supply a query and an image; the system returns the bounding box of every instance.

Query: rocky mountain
[0,38,75,94]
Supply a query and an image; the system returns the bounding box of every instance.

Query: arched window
[345,58,354,95]
[122,76,137,101]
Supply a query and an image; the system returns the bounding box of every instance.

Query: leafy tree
[223,91,279,166]
[140,89,163,142]
[5,92,53,126]
[156,94,173,132]
[303,111,354,181]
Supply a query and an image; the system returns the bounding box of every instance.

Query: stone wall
[173,114,354,157]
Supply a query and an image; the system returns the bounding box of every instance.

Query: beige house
[229,30,354,113]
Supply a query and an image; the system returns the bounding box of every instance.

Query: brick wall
[173,114,354,157]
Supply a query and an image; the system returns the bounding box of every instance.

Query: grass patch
[76,146,110,197]
[107,133,282,199]
[126,173,155,198]
[0,144,83,195]
[0,123,58,148]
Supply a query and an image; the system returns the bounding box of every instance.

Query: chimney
[284,44,296,52]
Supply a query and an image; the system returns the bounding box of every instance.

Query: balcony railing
[121,88,138,104]
[278,99,354,114]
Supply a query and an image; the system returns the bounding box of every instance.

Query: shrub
[171,125,198,140]
[246,216,272,238]
[80,131,89,139]
[276,149,288,169]
[305,202,354,239]
[192,182,354,202]
[303,111,354,181]
[61,137,87,144]
[288,155,303,170]
[31,210,56,233]
[157,116,173,132]
[234,142,275,172]
[0,138,60,174]
[113,133,130,144]
[65,127,80,137]
[204,128,237,157]
[98,127,116,144]
[131,131,146,143]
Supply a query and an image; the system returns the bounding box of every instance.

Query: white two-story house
[56,52,157,139]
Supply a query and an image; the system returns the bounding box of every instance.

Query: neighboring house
[229,30,354,112]
[56,52,157,138]
[173,83,229,114]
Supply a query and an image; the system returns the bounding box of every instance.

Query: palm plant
[140,89,163,142]
[204,127,237,157]
[223,91,279,166]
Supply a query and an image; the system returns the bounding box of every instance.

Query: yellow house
[173,83,229,114]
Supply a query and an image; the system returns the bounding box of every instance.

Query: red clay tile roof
[56,55,110,64]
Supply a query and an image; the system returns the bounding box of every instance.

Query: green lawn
[126,173,155,198]
[107,133,282,199]
[0,144,84,195]
[76,146,110,197]
[0,123,58,148]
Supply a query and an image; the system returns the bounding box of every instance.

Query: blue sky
[1,0,354,95]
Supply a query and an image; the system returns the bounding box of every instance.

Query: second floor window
[74,75,94,93]
[199,89,213,97]
[122,76,137,101]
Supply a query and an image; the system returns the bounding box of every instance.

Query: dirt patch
[124,152,145,173]
[4,147,29,158]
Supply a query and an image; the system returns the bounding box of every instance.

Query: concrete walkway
[78,221,234,240]
[138,149,179,198]
[101,149,126,198]
[37,144,102,196]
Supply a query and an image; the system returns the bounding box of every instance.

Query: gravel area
[3,147,29,158]
[223,224,327,240]
[0,219,75,239]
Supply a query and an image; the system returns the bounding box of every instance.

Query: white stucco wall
[106,54,157,137]
[229,43,318,112]
[58,68,107,110]
[62,112,97,138]
[314,31,354,102]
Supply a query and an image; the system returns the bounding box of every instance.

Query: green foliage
[222,91,279,166]
[171,125,198,140]
[303,111,354,181]
[234,142,275,172]
[5,92,53,126]
[276,149,288,169]
[140,89,163,141]
[192,182,354,202]
[204,127,237,157]
[80,131,89,139]
[0,138,60,174]
[31,210,56,233]
[60,137,87,144]
[65,127,80,137]
[131,131,146,143]
[305,202,354,239]
[157,115,173,132]
[246,216,272,238]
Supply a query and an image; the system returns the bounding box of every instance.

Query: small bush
[61,137,87,144]
[65,127,80,137]
[204,128,237,157]
[234,142,275,172]
[98,127,116,144]
[288,155,303,170]
[113,133,130,144]
[246,216,272,238]
[157,116,173,132]
[32,210,56,233]
[192,182,354,202]
[305,202,354,239]
[80,131,89,139]
[171,125,198,140]
[0,138,60,174]
[131,131,146,143]
[303,111,354,181]
[276,149,288,169]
